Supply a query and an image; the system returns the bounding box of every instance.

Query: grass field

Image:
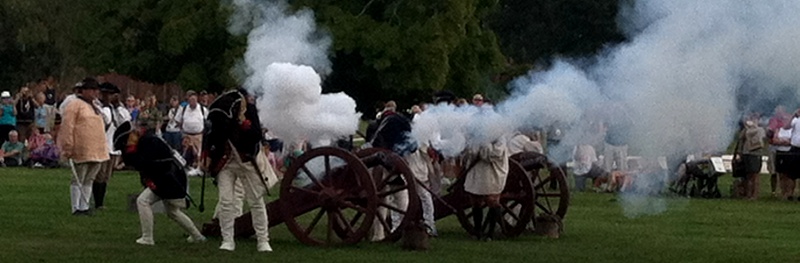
[2,167,800,262]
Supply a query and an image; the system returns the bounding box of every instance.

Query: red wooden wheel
[510,152,570,219]
[280,146,378,246]
[454,160,535,238]
[355,148,422,242]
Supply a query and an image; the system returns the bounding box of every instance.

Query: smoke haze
[413,0,800,217]
[227,0,361,145]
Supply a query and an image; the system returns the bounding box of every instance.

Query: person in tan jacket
[57,78,109,215]
[463,138,509,241]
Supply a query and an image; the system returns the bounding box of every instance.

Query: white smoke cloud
[228,0,360,145]
[413,0,800,217]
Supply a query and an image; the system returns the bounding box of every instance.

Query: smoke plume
[413,0,800,217]
[227,0,361,145]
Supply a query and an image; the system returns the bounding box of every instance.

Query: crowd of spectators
[0,78,216,169]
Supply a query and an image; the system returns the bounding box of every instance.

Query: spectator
[1,130,24,167]
[741,119,765,200]
[163,96,182,151]
[0,91,16,144]
[455,98,468,107]
[199,90,210,107]
[173,91,207,169]
[126,95,140,123]
[27,128,47,153]
[472,94,484,107]
[34,92,56,133]
[58,77,110,216]
[29,134,59,168]
[139,95,162,130]
[15,87,35,141]
[767,105,790,196]
[771,115,794,200]
[602,103,632,172]
[44,77,58,106]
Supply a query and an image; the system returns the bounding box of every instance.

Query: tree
[295,0,506,113]
[73,0,243,92]
[487,0,626,65]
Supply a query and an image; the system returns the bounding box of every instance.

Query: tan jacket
[57,97,109,163]
[464,140,509,195]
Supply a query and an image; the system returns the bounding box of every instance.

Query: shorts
[740,154,762,175]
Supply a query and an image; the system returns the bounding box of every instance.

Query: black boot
[93,182,107,209]
[471,205,483,240]
[484,207,501,241]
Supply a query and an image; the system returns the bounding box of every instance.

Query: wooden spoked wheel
[355,148,422,242]
[454,160,535,238]
[280,147,378,246]
[510,152,570,219]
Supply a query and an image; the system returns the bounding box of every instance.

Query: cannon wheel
[511,152,570,219]
[454,160,535,238]
[354,148,422,242]
[280,147,378,246]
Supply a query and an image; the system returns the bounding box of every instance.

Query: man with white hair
[174,91,207,171]
[1,130,24,167]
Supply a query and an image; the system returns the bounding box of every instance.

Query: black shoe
[72,210,92,216]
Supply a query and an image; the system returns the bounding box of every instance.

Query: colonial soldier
[93,83,131,210]
[463,138,509,241]
[205,89,276,252]
[123,128,206,245]
[368,101,437,238]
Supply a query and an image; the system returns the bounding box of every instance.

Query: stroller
[670,159,723,198]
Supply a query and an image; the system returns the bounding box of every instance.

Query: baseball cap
[1,91,10,98]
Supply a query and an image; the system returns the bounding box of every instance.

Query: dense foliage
[0,0,624,110]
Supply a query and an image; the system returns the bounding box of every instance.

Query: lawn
[1,167,799,263]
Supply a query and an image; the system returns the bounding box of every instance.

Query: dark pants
[2,157,20,167]
[163,131,182,151]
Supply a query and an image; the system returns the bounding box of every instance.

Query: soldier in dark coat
[205,89,274,252]
[123,128,206,246]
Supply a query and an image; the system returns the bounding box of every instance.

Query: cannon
[202,147,570,244]
[429,151,570,238]
[202,146,422,246]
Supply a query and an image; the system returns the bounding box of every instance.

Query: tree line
[0,0,624,112]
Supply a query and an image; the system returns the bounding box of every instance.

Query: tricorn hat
[100,83,121,94]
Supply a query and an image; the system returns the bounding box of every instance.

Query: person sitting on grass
[1,130,24,167]
[26,128,47,153]
[29,134,60,168]
[181,136,202,176]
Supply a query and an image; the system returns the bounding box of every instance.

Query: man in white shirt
[173,91,207,169]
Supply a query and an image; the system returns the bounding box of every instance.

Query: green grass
[1,167,799,262]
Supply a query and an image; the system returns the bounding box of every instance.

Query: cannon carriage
[202,146,570,245]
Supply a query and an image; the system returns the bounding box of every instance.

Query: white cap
[0,91,10,98]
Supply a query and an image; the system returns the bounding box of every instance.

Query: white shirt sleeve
[117,106,131,123]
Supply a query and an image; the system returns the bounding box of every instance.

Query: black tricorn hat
[99,82,120,94]
[80,77,100,90]
[433,90,456,104]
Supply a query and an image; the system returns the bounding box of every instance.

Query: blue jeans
[163,131,182,151]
